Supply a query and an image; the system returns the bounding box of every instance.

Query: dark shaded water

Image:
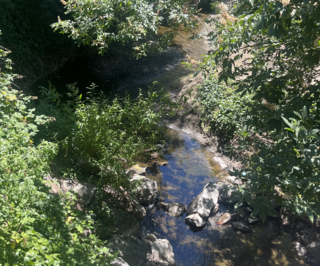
[138,129,305,266]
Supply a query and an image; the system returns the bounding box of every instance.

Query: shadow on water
[31,13,209,100]
[139,129,305,266]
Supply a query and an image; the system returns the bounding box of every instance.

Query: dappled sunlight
[139,129,305,265]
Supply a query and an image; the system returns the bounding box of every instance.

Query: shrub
[0,35,113,265]
[203,0,320,221]
[35,82,177,192]
[196,77,253,136]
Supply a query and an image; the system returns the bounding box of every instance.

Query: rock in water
[185,213,206,228]
[217,213,232,225]
[186,183,219,218]
[149,239,175,265]
[168,203,186,217]
[231,221,253,233]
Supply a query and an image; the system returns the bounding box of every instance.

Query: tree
[52,0,200,57]
[203,0,320,221]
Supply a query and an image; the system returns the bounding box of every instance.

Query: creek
[43,12,305,266]
[137,129,304,266]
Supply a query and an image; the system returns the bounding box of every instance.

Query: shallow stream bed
[137,129,305,266]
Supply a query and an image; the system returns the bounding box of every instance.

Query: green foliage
[233,107,320,222]
[0,36,113,265]
[196,77,253,136]
[52,0,200,57]
[202,0,320,221]
[36,82,177,191]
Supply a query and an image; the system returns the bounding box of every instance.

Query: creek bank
[45,159,178,266]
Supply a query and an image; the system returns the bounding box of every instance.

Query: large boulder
[186,183,219,218]
[131,174,158,206]
[148,239,175,266]
[185,213,206,228]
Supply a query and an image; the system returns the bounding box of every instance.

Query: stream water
[137,129,305,266]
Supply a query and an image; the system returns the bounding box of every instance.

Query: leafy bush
[196,77,252,136]
[202,0,320,221]
[36,83,177,192]
[234,107,320,222]
[0,35,113,265]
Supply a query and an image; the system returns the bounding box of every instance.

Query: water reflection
[139,129,305,266]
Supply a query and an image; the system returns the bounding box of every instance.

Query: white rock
[167,203,186,217]
[213,157,228,170]
[186,183,219,218]
[185,213,206,228]
[149,239,175,265]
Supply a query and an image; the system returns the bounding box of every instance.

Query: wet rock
[231,221,253,233]
[248,216,260,224]
[225,175,243,185]
[217,182,237,203]
[110,257,130,266]
[186,183,219,218]
[167,203,186,217]
[148,239,175,266]
[146,234,158,243]
[185,213,206,228]
[295,242,307,257]
[307,241,320,262]
[131,175,158,206]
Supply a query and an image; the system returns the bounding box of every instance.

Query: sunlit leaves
[52,0,199,56]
